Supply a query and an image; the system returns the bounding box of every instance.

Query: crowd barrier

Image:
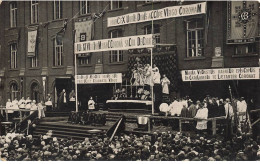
[148,115,227,135]
[0,107,32,122]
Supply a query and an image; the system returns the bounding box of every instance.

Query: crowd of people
[159,95,250,133]
[5,97,46,120]
[0,131,259,161]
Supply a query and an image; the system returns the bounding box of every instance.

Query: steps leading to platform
[34,111,157,140]
[44,111,139,123]
[108,108,151,113]
[33,118,108,141]
[45,112,70,117]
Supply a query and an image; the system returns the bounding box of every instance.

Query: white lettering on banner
[181,67,260,81]
[76,73,122,84]
[74,34,154,54]
[107,2,206,27]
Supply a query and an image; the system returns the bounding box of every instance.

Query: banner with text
[107,2,206,27]
[76,73,122,84]
[181,67,260,81]
[74,34,154,54]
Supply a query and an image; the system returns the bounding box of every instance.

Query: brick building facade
[0,1,259,108]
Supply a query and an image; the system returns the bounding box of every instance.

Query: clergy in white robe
[159,103,170,116]
[30,100,38,114]
[11,99,19,110]
[144,65,152,86]
[88,97,95,111]
[236,98,247,130]
[169,100,179,116]
[38,102,45,119]
[161,74,170,94]
[6,99,13,114]
[18,97,26,109]
[194,105,208,130]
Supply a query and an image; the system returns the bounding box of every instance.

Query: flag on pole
[55,19,68,44]
[92,3,109,22]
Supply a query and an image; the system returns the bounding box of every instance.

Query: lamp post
[74,53,78,113]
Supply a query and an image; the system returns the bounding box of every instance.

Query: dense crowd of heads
[1,131,259,161]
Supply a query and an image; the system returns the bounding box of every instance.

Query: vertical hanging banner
[107,2,206,27]
[27,28,38,57]
[74,19,94,57]
[74,19,94,42]
[227,1,259,44]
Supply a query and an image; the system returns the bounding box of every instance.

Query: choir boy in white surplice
[194,103,208,130]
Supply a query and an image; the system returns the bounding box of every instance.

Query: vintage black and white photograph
[0,0,259,161]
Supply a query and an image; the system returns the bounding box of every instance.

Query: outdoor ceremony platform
[106,100,152,113]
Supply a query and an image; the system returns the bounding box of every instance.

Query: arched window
[31,82,40,103]
[10,82,19,101]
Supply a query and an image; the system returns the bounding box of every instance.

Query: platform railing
[148,115,227,135]
[0,108,38,133]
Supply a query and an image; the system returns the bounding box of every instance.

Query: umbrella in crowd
[0,131,259,161]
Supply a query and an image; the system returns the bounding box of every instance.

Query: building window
[235,43,257,55]
[144,24,160,44]
[31,82,40,103]
[186,19,204,57]
[80,0,89,15]
[10,43,17,69]
[54,0,62,20]
[30,49,38,68]
[110,0,122,10]
[10,82,19,101]
[10,2,17,28]
[53,37,63,66]
[79,57,90,65]
[109,30,123,63]
[31,0,39,24]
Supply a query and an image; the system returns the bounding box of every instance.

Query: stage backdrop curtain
[127,48,180,92]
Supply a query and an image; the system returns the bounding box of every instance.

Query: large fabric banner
[74,34,155,54]
[74,19,94,57]
[107,2,206,27]
[227,1,259,44]
[76,73,122,84]
[74,19,94,43]
[181,67,260,81]
[27,30,37,57]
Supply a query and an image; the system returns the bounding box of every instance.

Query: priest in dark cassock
[58,89,68,111]
[187,100,197,118]
[69,90,76,111]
